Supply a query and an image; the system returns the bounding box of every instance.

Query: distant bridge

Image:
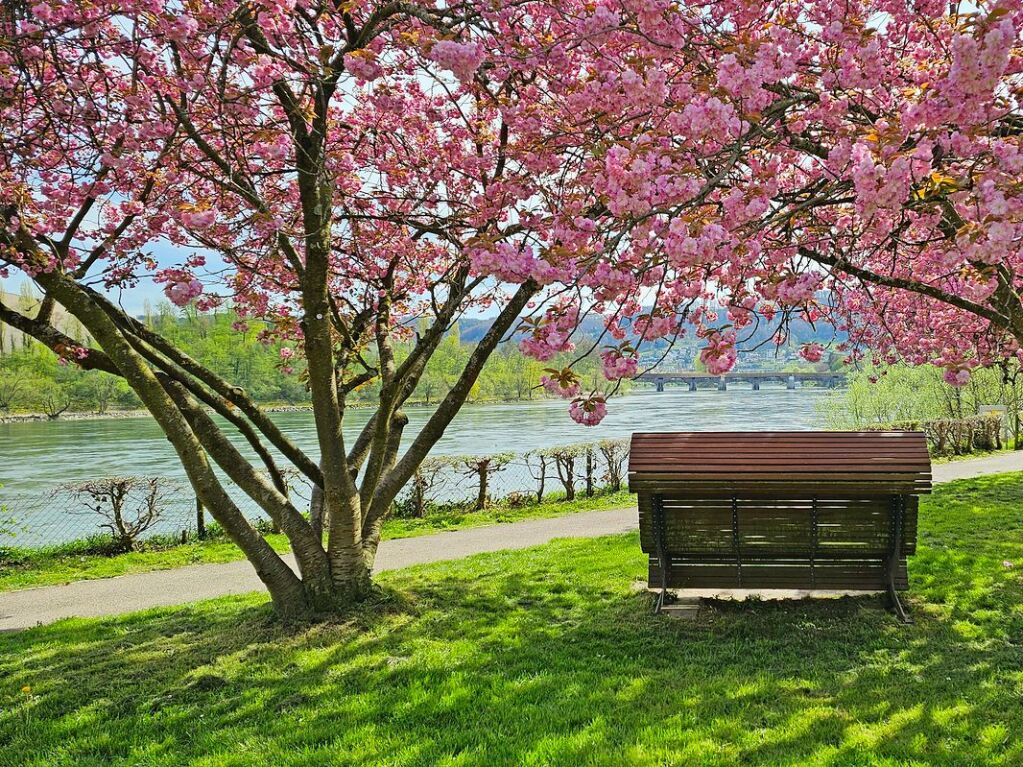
[635,370,846,392]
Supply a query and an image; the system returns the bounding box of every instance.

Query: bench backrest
[629,432,932,591]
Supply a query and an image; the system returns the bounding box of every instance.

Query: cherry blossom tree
[2,0,1022,617]
[554,0,1023,387]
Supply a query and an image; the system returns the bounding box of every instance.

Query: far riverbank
[0,396,570,425]
[0,405,312,425]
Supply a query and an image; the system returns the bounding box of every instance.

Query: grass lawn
[0,490,632,592]
[1,475,1022,766]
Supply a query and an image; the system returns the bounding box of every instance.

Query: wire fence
[0,440,630,550]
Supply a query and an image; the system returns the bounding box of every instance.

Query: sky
[3,241,217,317]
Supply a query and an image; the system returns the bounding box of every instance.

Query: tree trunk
[561,460,576,501]
[301,283,372,602]
[196,498,207,541]
[164,378,337,612]
[536,456,546,502]
[310,483,324,540]
[475,462,489,511]
[35,270,315,619]
[112,489,134,551]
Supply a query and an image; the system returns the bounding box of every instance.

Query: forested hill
[457,310,844,349]
[1,298,841,416]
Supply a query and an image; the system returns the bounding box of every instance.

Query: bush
[33,380,73,419]
[524,450,550,502]
[0,370,28,412]
[0,485,20,561]
[504,491,531,508]
[598,438,629,492]
[865,414,1005,456]
[394,457,454,518]
[451,453,515,511]
[538,444,588,501]
[57,477,166,552]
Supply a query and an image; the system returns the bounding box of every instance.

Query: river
[0,387,833,545]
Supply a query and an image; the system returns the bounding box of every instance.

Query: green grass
[1,475,1021,766]
[0,489,632,592]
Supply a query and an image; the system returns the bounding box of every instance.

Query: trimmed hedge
[865,413,1005,456]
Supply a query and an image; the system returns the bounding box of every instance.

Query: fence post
[196,497,206,540]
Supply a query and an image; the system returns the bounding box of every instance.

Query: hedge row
[395,439,630,518]
[864,414,1006,456]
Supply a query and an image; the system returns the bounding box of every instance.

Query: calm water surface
[0,387,830,497]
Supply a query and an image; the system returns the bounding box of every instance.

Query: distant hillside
[457,310,843,350]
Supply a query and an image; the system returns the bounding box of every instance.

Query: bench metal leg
[887,496,913,624]
[886,578,912,624]
[654,571,675,614]
[652,494,675,614]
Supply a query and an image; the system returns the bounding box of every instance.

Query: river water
[0,387,832,545]
[1,387,831,496]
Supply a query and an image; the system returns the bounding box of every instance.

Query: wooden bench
[629,431,932,622]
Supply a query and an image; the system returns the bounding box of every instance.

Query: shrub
[0,371,28,412]
[524,450,549,502]
[394,456,452,518]
[504,491,531,508]
[865,414,1005,456]
[451,453,515,511]
[538,444,588,501]
[0,485,20,561]
[34,380,73,419]
[598,438,630,492]
[57,477,166,552]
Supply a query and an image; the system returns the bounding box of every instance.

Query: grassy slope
[0,490,632,592]
[1,475,1022,766]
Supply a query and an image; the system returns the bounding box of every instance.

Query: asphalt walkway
[1,452,1018,631]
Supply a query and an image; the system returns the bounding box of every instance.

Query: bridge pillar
[752,380,760,391]
[688,379,697,392]
[655,378,665,393]
[717,377,727,391]
[787,374,797,390]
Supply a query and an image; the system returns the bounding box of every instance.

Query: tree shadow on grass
[0,530,1021,767]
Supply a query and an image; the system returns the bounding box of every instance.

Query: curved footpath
[1,452,1020,632]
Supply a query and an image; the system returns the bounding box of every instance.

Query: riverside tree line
[0,291,609,415]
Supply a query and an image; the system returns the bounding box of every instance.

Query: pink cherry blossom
[427,40,485,82]
[541,375,581,399]
[180,210,216,229]
[943,368,971,388]
[569,396,607,426]
[344,51,384,82]
[699,330,738,376]
[6,0,1023,438]
[600,349,639,380]
[157,269,204,307]
[799,344,825,363]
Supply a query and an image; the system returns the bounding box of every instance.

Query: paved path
[2,452,1019,631]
